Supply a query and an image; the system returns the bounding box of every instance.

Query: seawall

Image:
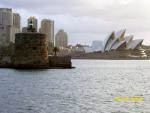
[0,56,73,69]
[49,56,72,69]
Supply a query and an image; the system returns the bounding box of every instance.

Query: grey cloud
[2,0,150,21]
[0,0,150,45]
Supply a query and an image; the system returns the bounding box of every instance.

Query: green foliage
[53,47,59,56]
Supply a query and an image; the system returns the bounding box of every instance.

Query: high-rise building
[10,13,21,43]
[0,8,21,45]
[0,8,13,26]
[22,27,28,33]
[40,19,54,45]
[0,8,13,46]
[12,13,20,28]
[28,16,38,32]
[55,29,68,48]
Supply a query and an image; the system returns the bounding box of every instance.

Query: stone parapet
[13,33,49,68]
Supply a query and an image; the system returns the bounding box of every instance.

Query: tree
[53,47,59,56]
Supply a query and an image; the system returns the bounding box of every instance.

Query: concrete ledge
[0,56,73,69]
[49,56,72,68]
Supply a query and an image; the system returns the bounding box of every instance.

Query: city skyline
[0,0,150,45]
[0,8,20,45]
[40,19,54,45]
[55,29,68,47]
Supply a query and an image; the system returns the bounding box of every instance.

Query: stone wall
[49,56,72,68]
[13,33,49,68]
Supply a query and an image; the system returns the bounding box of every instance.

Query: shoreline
[72,58,150,60]
[71,53,149,60]
[0,56,73,69]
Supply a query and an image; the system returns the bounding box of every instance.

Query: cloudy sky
[0,0,150,45]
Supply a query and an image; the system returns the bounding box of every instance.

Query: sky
[0,0,150,45]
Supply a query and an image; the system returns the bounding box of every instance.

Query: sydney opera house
[102,29,147,58]
[84,29,147,58]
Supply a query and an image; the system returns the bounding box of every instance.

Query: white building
[28,16,38,32]
[102,29,147,57]
[0,8,13,46]
[103,29,144,52]
[55,29,68,48]
[22,27,28,33]
[0,9,21,45]
[40,19,54,45]
[10,13,21,43]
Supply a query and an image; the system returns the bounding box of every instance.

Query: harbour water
[0,60,150,113]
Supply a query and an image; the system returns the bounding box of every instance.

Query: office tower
[28,16,38,32]
[50,20,54,45]
[10,13,21,43]
[39,28,41,33]
[22,27,28,33]
[55,29,68,48]
[13,13,20,29]
[40,19,54,45]
[0,8,21,44]
[0,8,13,46]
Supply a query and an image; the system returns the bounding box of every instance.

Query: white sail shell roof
[102,29,144,52]
[125,35,133,45]
[111,40,126,50]
[105,38,115,51]
[103,32,115,52]
[108,30,125,50]
[127,39,143,50]
[115,29,126,39]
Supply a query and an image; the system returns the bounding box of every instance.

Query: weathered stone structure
[0,15,72,69]
[13,33,49,68]
[49,56,72,68]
